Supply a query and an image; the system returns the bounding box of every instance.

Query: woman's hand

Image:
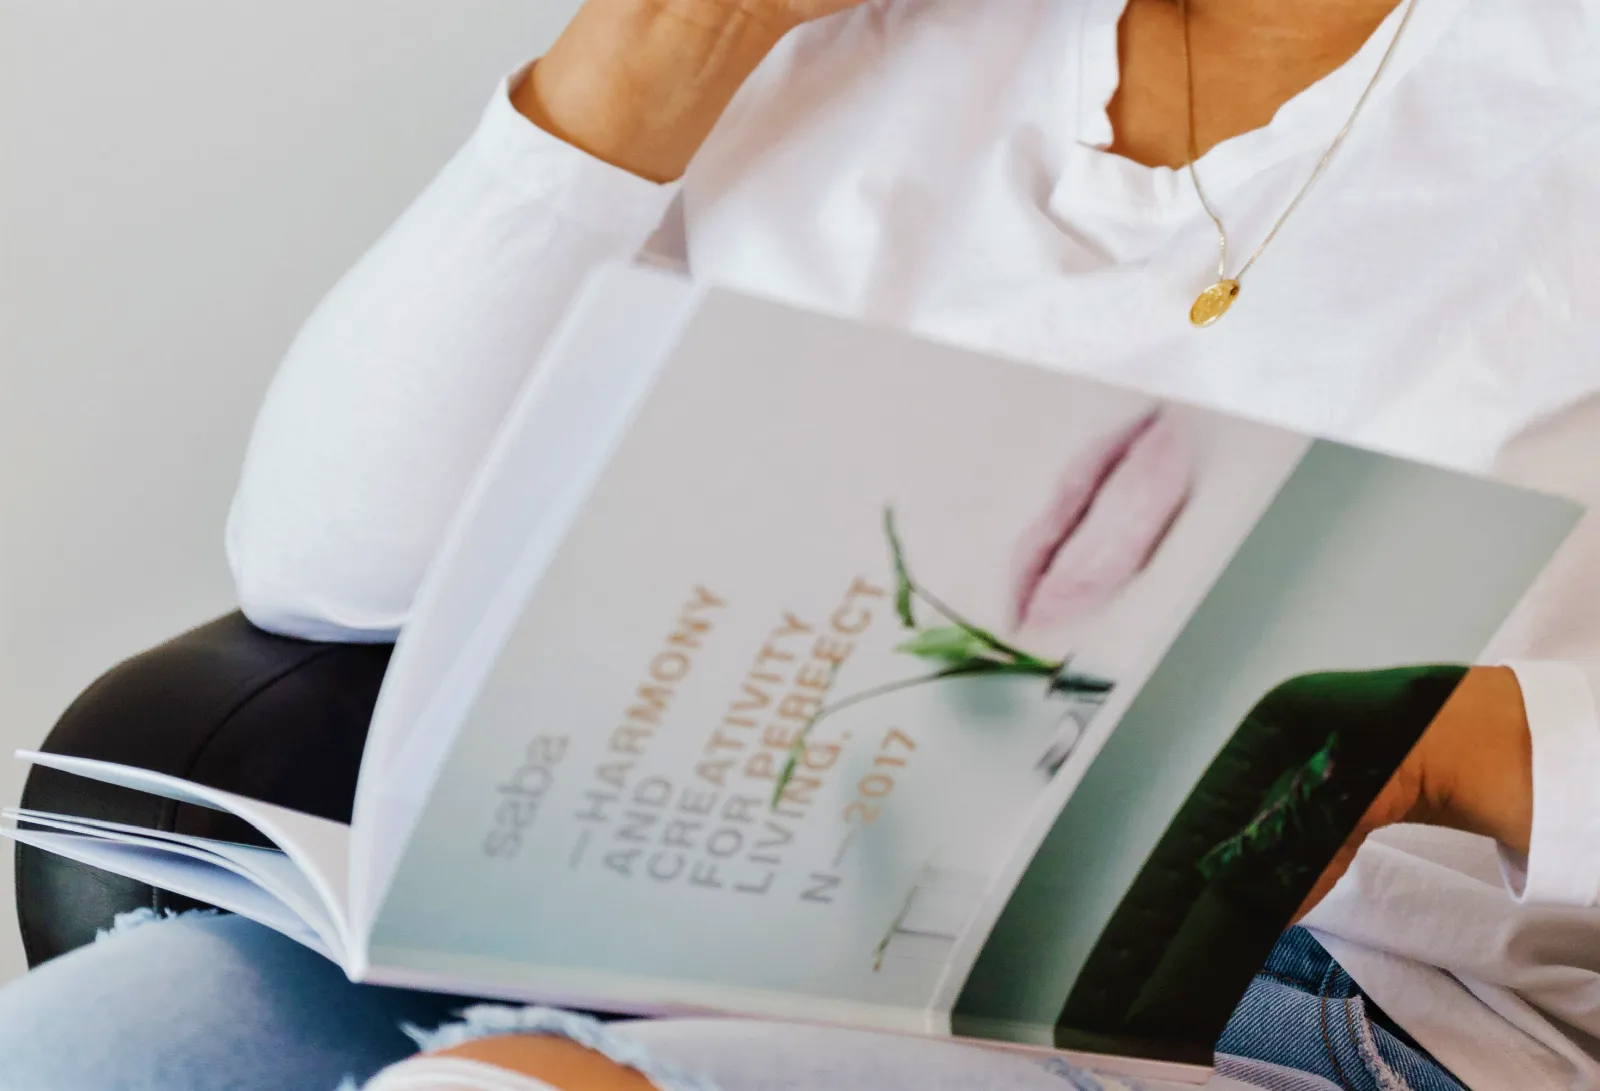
[1299,666,1533,917]
[517,0,871,183]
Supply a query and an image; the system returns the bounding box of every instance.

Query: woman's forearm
[1301,666,1533,918]
[516,0,795,182]
[1425,666,1533,856]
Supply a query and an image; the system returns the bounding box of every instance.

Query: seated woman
[4,0,1600,1088]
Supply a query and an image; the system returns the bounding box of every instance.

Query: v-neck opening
[1057,0,1470,218]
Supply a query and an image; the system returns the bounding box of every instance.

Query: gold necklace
[1182,0,1420,327]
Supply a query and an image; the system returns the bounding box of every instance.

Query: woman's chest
[677,0,1600,473]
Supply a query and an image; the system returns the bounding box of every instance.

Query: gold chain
[1182,0,1420,326]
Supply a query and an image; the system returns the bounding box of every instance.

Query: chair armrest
[15,612,391,966]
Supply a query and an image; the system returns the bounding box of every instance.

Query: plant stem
[907,576,1056,671]
[770,663,1044,807]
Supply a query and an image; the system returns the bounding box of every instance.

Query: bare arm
[1300,665,1533,917]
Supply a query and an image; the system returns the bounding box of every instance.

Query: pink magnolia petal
[1008,409,1160,630]
[1020,411,1193,629]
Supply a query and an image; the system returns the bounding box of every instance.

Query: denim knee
[0,912,462,1091]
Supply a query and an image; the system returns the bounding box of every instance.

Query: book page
[366,289,1575,1061]
[950,442,1573,1059]
[351,270,702,936]
[17,751,355,957]
[6,808,343,951]
[1,828,329,956]
[365,292,1294,1019]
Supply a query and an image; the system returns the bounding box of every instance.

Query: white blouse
[227,0,1600,1086]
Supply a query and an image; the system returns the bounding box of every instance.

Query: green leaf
[1197,732,1340,882]
[772,744,804,810]
[956,660,1062,679]
[951,616,1042,667]
[882,504,1062,671]
[895,626,997,664]
[896,629,1070,681]
[884,506,917,629]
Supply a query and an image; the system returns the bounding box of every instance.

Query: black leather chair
[14,613,391,966]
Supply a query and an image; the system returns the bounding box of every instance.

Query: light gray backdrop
[0,0,582,983]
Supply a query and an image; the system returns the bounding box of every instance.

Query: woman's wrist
[515,0,794,183]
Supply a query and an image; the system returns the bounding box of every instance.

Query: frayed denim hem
[93,907,220,943]
[382,1006,718,1091]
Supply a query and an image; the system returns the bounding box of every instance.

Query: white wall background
[0,0,581,984]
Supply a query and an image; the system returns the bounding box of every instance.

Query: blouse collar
[1054,0,1471,219]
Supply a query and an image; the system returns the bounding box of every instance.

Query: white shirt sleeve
[1486,393,1600,909]
[225,73,681,642]
[1498,659,1600,906]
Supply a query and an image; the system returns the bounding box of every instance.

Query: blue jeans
[1216,928,1465,1091]
[0,913,466,1090]
[0,912,1462,1090]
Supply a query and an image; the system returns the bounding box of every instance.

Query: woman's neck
[1106,0,1404,168]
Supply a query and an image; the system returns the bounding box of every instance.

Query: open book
[9,266,1580,1082]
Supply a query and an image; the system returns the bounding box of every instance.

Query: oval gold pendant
[1189,279,1241,328]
